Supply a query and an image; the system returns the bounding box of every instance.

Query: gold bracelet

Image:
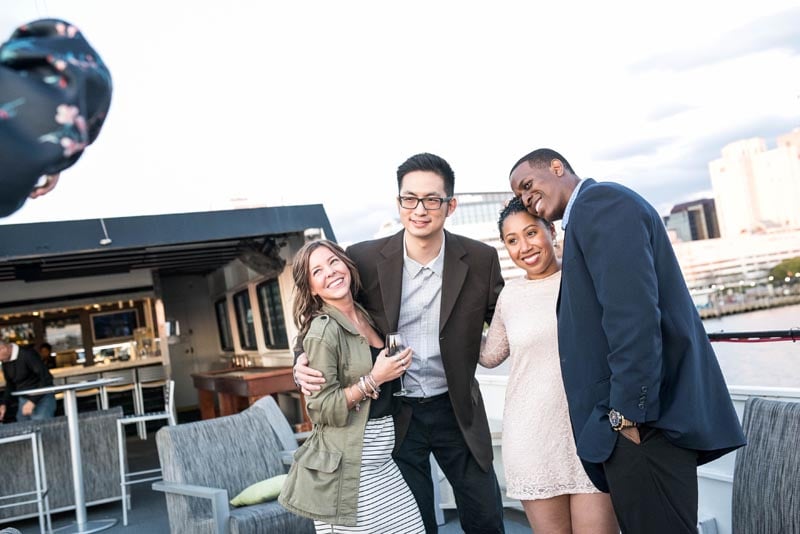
[356,378,370,400]
[359,376,378,400]
[366,373,381,394]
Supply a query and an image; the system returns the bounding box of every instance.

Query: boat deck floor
[7,430,532,534]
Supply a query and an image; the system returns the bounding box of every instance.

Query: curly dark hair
[498,196,550,238]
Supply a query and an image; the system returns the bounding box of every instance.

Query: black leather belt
[403,392,449,404]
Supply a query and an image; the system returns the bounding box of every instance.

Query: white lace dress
[481,271,600,501]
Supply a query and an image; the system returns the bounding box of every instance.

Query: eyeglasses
[397,196,452,210]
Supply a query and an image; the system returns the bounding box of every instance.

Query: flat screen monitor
[91,309,139,344]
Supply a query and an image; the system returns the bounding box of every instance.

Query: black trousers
[394,394,504,534]
[603,425,699,534]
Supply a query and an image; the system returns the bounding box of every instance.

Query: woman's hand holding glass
[370,346,412,394]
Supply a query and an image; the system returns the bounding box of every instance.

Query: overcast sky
[2,0,799,245]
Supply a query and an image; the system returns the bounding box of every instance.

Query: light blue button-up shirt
[561,178,585,230]
[397,233,448,398]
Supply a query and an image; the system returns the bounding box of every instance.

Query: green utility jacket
[278,303,375,526]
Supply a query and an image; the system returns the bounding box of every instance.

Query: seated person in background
[0,341,56,422]
[279,240,424,532]
[38,342,56,369]
[0,18,112,217]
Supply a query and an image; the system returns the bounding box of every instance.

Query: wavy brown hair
[292,239,362,346]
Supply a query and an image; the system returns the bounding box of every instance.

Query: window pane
[0,322,35,346]
[215,299,233,351]
[44,316,83,351]
[233,290,257,350]
[256,279,289,349]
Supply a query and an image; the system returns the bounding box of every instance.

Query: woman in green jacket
[279,240,424,533]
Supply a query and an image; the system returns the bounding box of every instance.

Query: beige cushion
[229,474,287,507]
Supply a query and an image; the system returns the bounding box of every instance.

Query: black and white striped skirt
[314,415,424,533]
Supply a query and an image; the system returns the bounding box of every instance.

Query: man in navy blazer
[509,148,745,534]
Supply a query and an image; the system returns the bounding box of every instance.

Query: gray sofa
[0,407,123,524]
[155,397,313,534]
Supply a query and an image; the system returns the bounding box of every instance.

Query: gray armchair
[731,397,800,534]
[0,407,122,524]
[246,395,310,466]
[154,397,313,534]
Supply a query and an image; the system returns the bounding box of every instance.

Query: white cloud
[2,0,798,243]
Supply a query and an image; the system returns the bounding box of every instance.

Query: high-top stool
[134,365,168,439]
[100,369,139,415]
[0,430,51,534]
[116,379,176,526]
[64,374,102,411]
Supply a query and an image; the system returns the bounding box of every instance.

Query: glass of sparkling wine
[386,332,409,397]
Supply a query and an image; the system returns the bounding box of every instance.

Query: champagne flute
[386,332,409,397]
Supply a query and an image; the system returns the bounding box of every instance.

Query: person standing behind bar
[0,341,56,422]
[295,153,505,533]
[38,343,56,369]
[508,148,746,533]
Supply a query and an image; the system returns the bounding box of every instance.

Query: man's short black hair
[510,148,575,177]
[397,153,455,197]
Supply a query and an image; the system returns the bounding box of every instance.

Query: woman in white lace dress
[480,198,618,534]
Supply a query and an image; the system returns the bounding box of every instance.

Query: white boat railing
[473,375,800,534]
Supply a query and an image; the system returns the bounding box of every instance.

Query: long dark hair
[291,239,362,344]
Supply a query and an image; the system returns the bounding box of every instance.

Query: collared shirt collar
[402,232,446,278]
[1,343,20,366]
[561,178,586,230]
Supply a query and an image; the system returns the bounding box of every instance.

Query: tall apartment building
[709,128,800,237]
[664,198,720,242]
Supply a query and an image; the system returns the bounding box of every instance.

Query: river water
[480,304,800,388]
[703,303,800,388]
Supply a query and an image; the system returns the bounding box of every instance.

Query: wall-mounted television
[91,309,139,344]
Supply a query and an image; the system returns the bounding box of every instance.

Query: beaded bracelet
[361,375,380,400]
[356,377,371,400]
[366,373,381,394]
[345,386,359,412]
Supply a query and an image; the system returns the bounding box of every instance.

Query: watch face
[609,410,622,428]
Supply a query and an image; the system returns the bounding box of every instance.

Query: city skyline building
[664,198,720,242]
[709,128,800,238]
[672,227,800,291]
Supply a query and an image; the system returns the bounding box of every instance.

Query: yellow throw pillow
[230,474,288,507]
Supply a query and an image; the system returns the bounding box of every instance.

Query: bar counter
[0,357,165,388]
[192,366,309,429]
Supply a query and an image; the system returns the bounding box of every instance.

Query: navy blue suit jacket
[557,179,745,491]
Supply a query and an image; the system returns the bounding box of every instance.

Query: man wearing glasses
[295,153,505,533]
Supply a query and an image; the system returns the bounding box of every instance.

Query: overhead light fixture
[99,218,112,246]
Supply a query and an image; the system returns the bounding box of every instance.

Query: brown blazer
[346,230,504,471]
